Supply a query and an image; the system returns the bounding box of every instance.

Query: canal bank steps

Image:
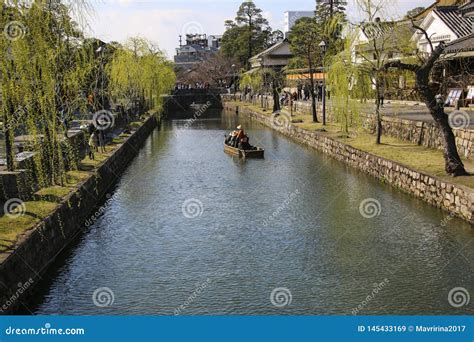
[0,116,158,314]
[224,102,474,225]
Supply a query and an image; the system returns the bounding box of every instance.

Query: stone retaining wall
[223,95,474,160]
[0,116,158,314]
[225,102,474,224]
[0,131,87,202]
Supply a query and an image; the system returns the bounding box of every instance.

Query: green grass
[129,121,143,130]
[0,201,59,258]
[0,135,131,258]
[36,186,71,199]
[341,134,474,189]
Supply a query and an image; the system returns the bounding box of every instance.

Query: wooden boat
[224,144,264,159]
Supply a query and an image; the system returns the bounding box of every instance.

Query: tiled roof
[444,33,474,52]
[360,21,395,40]
[434,6,473,37]
[250,39,290,61]
[459,0,474,14]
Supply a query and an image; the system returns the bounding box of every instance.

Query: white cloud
[81,0,435,59]
[85,7,228,58]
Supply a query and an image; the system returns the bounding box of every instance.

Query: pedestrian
[304,85,310,101]
[297,83,303,101]
[378,83,385,107]
[88,130,97,160]
[98,130,106,153]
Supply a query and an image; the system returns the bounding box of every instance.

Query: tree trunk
[384,43,467,176]
[4,100,15,172]
[309,69,318,123]
[375,90,382,145]
[416,67,467,176]
[272,80,280,113]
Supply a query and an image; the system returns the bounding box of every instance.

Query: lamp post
[319,40,328,126]
[231,64,236,101]
[96,46,107,112]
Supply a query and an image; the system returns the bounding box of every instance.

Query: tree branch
[383,60,419,72]
[411,18,434,54]
[421,41,445,72]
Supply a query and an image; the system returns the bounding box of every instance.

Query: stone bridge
[162,88,225,118]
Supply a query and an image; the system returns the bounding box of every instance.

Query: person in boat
[239,134,254,150]
[235,125,245,147]
[225,130,237,146]
[225,131,235,145]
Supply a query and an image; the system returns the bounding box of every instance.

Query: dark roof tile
[444,32,474,52]
[434,6,473,37]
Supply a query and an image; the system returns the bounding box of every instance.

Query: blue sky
[86,0,434,58]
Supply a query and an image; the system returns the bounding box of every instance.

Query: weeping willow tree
[239,68,282,112]
[239,71,262,98]
[327,35,368,135]
[1,0,94,186]
[107,37,175,116]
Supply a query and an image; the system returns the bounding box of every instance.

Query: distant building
[207,35,223,49]
[174,34,222,70]
[249,39,293,71]
[284,11,315,34]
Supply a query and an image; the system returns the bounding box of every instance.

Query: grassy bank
[235,101,474,189]
[0,124,142,260]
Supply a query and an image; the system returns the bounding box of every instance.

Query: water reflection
[26,110,473,316]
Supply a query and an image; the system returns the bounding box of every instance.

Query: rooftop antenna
[179,35,182,48]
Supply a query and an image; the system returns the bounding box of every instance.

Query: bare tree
[384,25,467,176]
[289,17,322,122]
[197,54,239,87]
[353,0,395,144]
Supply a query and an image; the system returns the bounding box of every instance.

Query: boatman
[236,125,245,140]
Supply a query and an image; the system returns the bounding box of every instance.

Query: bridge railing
[171,88,227,95]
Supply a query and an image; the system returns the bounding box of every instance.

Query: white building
[207,35,222,49]
[284,11,315,34]
[412,5,473,54]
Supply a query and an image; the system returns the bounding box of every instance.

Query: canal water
[28,110,473,315]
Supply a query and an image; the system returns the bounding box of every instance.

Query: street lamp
[319,40,328,126]
[231,64,237,101]
[96,45,107,113]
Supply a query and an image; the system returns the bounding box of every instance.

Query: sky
[84,0,435,58]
